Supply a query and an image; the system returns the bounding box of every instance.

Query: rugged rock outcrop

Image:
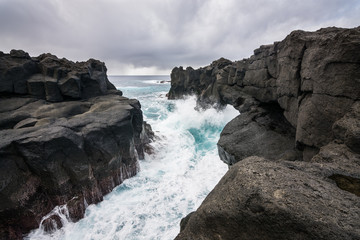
[171,27,360,239]
[0,50,153,239]
[169,26,360,163]
[176,155,360,240]
[0,49,118,101]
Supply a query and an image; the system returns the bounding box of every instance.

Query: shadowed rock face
[0,51,153,239]
[170,26,360,240]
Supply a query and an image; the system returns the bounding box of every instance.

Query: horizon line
[108,74,170,76]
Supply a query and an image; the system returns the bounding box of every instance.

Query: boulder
[58,75,81,98]
[176,156,360,240]
[218,102,299,166]
[9,49,31,59]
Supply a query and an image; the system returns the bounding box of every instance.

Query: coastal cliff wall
[170,27,360,239]
[169,27,360,163]
[0,51,153,239]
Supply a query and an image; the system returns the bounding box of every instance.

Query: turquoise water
[27,75,239,240]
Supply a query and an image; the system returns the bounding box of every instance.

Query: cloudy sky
[0,0,359,75]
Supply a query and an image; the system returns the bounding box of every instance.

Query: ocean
[26,75,239,240]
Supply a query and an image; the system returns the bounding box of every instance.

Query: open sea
[26,75,239,240]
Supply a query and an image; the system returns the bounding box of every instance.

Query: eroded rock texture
[0,51,152,239]
[176,156,360,240]
[169,27,360,163]
[0,50,118,101]
[171,27,360,239]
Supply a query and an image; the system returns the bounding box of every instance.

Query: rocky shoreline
[170,26,360,239]
[0,51,153,239]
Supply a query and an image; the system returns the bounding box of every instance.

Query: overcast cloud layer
[0,0,359,75]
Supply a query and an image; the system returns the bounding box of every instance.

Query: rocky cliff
[170,27,360,239]
[0,50,153,239]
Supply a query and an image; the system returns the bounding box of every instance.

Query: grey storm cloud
[0,0,359,74]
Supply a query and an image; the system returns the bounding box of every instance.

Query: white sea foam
[26,94,239,240]
[141,80,170,85]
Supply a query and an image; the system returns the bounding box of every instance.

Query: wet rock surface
[0,51,152,239]
[171,26,360,239]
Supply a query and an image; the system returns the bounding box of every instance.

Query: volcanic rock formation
[170,26,360,239]
[0,50,153,239]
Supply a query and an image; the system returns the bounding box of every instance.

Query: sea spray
[36,203,71,235]
[26,76,239,240]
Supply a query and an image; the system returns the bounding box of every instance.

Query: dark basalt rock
[176,156,360,240]
[169,26,360,164]
[0,50,117,101]
[172,26,360,240]
[0,51,152,239]
[332,101,360,154]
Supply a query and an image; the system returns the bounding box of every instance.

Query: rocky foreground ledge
[0,50,153,239]
[170,27,360,239]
